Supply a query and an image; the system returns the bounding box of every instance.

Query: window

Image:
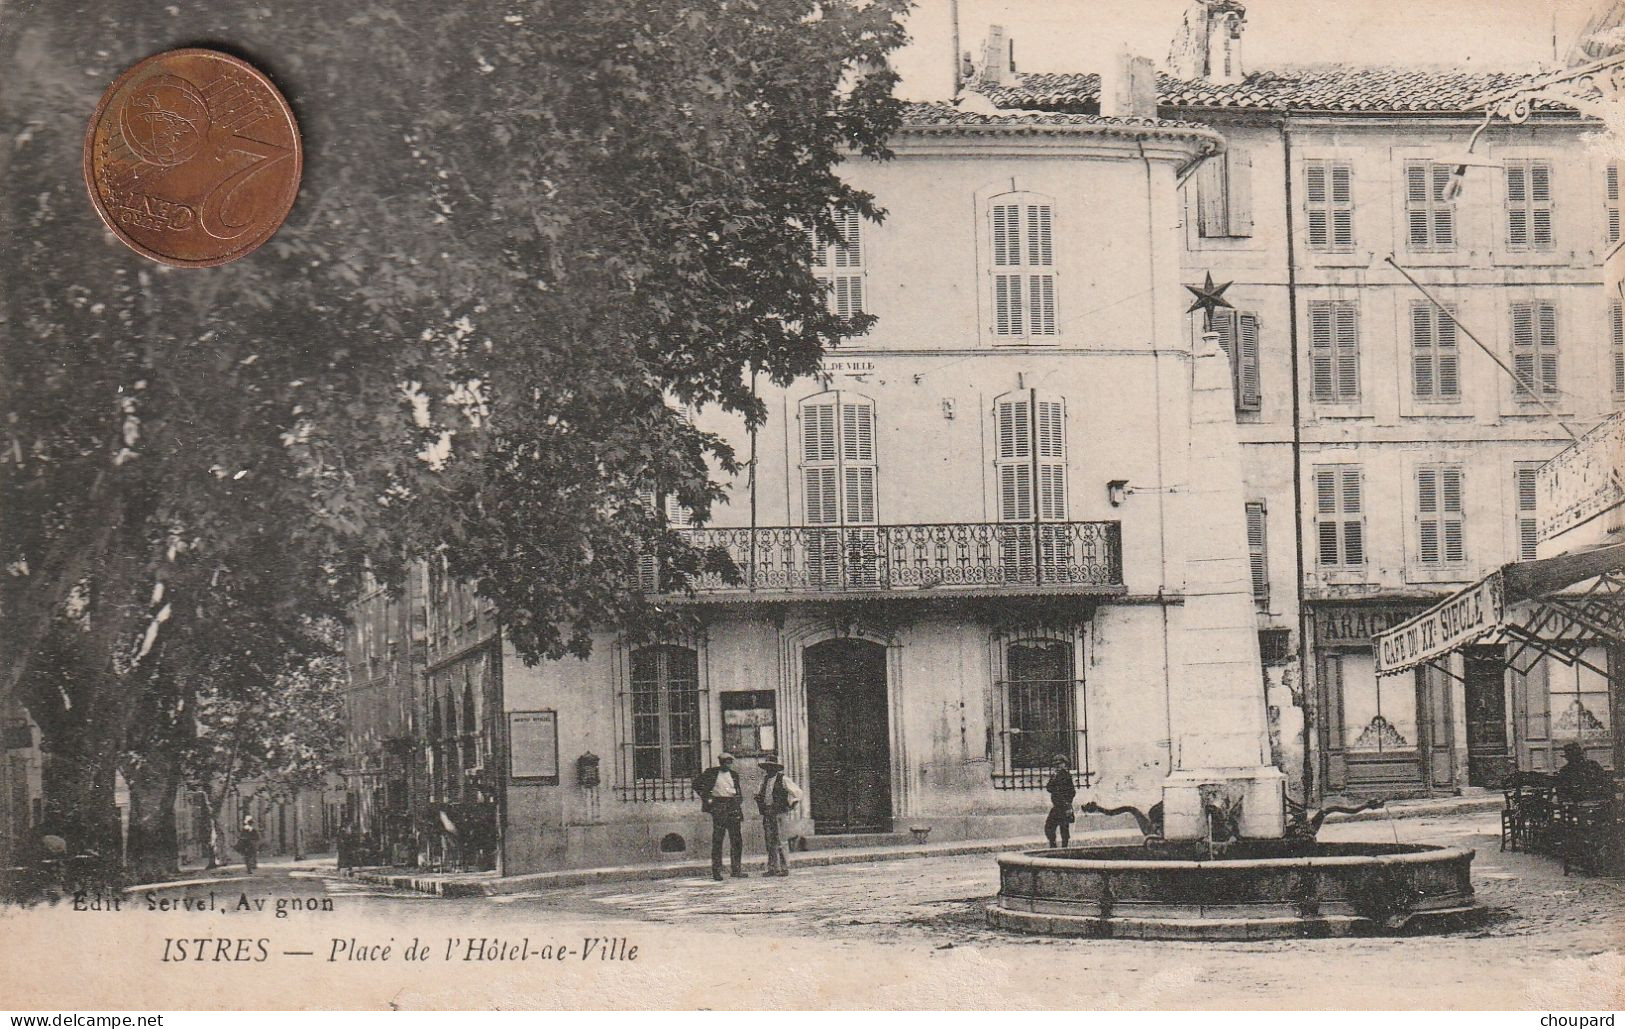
[1314,466,1365,568]
[623,644,704,800]
[1405,161,1456,251]
[1612,300,1624,400]
[1196,148,1253,238]
[1304,160,1354,252]
[1504,160,1555,251]
[1410,300,1460,401]
[993,633,1087,790]
[1308,300,1360,402]
[1246,501,1269,607]
[989,194,1057,340]
[800,391,878,587]
[1415,465,1466,567]
[809,210,864,318]
[994,390,1067,581]
[1607,162,1621,248]
[1212,308,1261,412]
[1510,301,1559,401]
[1514,463,1541,562]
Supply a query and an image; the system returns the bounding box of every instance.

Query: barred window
[992,632,1089,790]
[619,644,707,801]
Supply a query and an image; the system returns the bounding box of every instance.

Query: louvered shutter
[1506,163,1529,248]
[1245,501,1268,604]
[995,395,1033,521]
[1411,302,1435,398]
[1197,158,1227,237]
[1340,468,1365,566]
[1515,465,1540,562]
[1441,468,1464,564]
[1436,306,1459,397]
[1432,164,1455,246]
[801,400,839,526]
[1417,467,1440,564]
[1305,163,1329,249]
[1334,302,1360,400]
[1315,470,1340,566]
[1027,203,1056,336]
[1530,163,1553,249]
[840,400,876,525]
[1537,302,1558,397]
[1309,303,1334,401]
[992,203,1023,337]
[1607,162,1621,247]
[832,210,864,318]
[1227,149,1253,236]
[1331,165,1354,249]
[1511,302,1537,399]
[1035,400,1066,521]
[1236,313,1261,411]
[1407,164,1430,247]
[1612,300,1625,397]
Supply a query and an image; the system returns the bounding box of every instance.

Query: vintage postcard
[1,0,1622,1013]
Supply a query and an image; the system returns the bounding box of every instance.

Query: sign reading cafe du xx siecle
[1374,573,1505,676]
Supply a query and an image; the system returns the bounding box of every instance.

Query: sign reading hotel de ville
[1373,573,1506,676]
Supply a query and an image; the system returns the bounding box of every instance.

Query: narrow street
[3,811,1620,1009]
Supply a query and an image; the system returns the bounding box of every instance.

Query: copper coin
[83,48,302,267]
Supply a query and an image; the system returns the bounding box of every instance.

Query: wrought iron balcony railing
[644,521,1123,596]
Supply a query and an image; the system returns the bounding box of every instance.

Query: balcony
[646,521,1123,599]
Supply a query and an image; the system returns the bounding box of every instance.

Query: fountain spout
[1284,797,1387,841]
[1078,800,1164,843]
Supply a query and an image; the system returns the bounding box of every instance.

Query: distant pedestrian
[1045,755,1076,848]
[693,753,746,880]
[238,814,260,874]
[755,754,802,877]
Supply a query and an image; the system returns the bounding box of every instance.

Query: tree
[1,0,907,871]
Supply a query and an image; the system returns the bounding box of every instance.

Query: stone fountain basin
[987,841,1487,940]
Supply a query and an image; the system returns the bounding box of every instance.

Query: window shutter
[1531,163,1553,248]
[1305,163,1329,248]
[1432,164,1455,246]
[995,395,1034,521]
[1331,165,1354,249]
[1028,203,1057,336]
[1411,302,1435,398]
[801,399,839,526]
[1612,300,1625,397]
[1035,400,1066,521]
[1437,306,1459,398]
[1506,163,1529,248]
[992,203,1022,337]
[1227,149,1253,236]
[1334,302,1360,401]
[1245,501,1268,604]
[1537,302,1558,397]
[1237,313,1261,411]
[1309,303,1334,401]
[1315,469,1340,566]
[1212,307,1236,362]
[1511,302,1537,398]
[1407,164,1430,247]
[1340,467,1365,565]
[1197,158,1227,237]
[1607,161,1621,247]
[840,399,876,525]
[1515,465,1539,562]
[1441,467,1465,564]
[1417,467,1440,564]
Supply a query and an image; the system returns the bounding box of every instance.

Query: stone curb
[344,794,1503,897]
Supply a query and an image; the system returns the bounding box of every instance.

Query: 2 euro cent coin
[83,48,302,267]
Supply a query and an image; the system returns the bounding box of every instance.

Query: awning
[1373,542,1625,677]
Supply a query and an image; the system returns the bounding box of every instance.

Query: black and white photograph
[0,0,1622,1013]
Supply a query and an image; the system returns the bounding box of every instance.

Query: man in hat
[1044,754,1077,848]
[692,753,746,880]
[755,754,803,877]
[238,813,260,874]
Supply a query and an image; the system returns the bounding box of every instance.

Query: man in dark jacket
[1044,755,1077,848]
[692,753,747,880]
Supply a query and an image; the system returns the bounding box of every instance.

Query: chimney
[978,25,1016,88]
[1101,54,1159,120]
[1206,2,1246,85]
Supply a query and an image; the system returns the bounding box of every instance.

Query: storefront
[1311,602,1458,797]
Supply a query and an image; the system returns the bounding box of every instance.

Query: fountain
[986,327,1487,940]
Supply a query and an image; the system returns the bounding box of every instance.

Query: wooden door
[804,639,892,834]
[1463,646,1511,786]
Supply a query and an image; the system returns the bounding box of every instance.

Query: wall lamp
[1107,480,1129,507]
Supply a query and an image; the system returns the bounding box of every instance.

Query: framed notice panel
[508,710,559,783]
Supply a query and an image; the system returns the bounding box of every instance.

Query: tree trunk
[123,753,180,883]
[38,718,123,873]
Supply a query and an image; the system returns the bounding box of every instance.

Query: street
[1,811,1621,1009]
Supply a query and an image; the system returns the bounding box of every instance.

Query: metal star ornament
[1185,272,1234,331]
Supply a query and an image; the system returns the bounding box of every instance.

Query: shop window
[992,632,1088,790]
[720,691,776,757]
[1546,651,1612,759]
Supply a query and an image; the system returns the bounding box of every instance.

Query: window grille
[1314,466,1365,568]
[988,194,1057,340]
[1211,308,1261,412]
[1304,160,1354,251]
[1308,300,1360,402]
[991,630,1089,790]
[1416,465,1466,566]
[1510,301,1559,401]
[809,210,864,319]
[617,639,710,802]
[1405,161,1456,251]
[1410,300,1460,401]
[1504,160,1555,251]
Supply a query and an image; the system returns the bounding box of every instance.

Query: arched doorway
[803,638,891,833]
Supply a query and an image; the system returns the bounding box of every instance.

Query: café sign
[1373,573,1505,676]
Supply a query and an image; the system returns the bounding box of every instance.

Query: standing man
[238,813,260,874]
[755,754,802,877]
[692,752,747,881]
[1044,754,1076,848]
